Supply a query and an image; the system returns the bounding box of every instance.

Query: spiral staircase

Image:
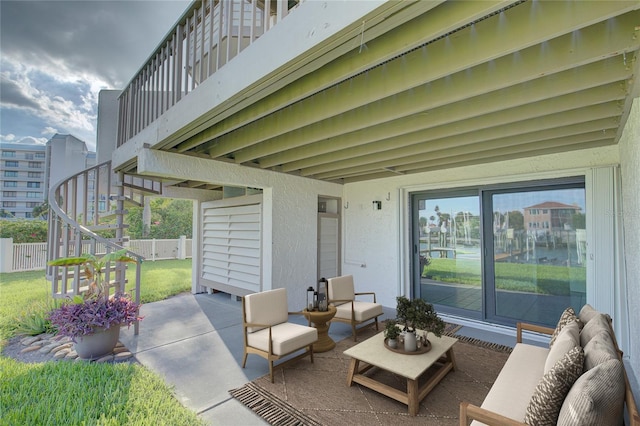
[46,161,162,334]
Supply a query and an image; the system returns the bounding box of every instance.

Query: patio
[118,291,542,425]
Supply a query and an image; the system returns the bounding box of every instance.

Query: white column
[178,235,187,260]
[0,238,13,273]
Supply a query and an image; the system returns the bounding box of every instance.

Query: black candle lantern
[317,277,328,312]
[307,286,315,311]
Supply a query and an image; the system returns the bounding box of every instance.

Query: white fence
[0,237,192,273]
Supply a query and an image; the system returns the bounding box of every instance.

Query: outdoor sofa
[460,304,640,425]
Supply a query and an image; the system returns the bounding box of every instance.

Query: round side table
[303,305,337,352]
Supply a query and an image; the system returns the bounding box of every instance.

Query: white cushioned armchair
[242,288,318,382]
[327,275,384,341]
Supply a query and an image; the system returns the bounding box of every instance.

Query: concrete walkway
[118,292,360,425]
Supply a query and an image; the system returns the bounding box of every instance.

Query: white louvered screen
[201,200,261,293]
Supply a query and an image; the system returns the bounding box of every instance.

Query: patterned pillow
[550,307,579,348]
[524,346,584,426]
[544,321,580,373]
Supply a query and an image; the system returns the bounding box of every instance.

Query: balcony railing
[117,0,302,147]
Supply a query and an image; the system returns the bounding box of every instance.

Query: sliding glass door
[413,190,483,319]
[412,178,586,327]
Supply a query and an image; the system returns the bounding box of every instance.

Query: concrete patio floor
[119,292,378,425]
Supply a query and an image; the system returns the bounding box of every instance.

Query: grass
[0,259,203,426]
[425,258,586,296]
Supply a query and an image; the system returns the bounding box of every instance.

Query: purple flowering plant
[48,293,141,341]
[47,249,142,340]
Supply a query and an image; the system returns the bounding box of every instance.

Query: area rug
[229,324,512,426]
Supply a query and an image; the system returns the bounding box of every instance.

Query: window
[3,191,17,197]
[27,182,40,188]
[3,201,16,208]
[25,153,34,160]
[412,177,586,328]
[4,171,18,177]
[2,151,16,157]
[5,161,18,167]
[27,192,40,198]
[26,202,39,208]
[35,152,45,159]
[28,171,41,178]
[3,181,17,187]
[28,162,42,169]
[24,212,33,218]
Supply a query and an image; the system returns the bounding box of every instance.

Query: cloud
[0,0,189,150]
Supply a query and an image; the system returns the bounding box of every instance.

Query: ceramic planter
[73,324,120,359]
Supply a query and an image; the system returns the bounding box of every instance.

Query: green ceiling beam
[279,77,625,172]
[226,4,638,162]
[309,109,619,179]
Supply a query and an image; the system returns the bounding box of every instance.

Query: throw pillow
[524,346,584,426]
[550,307,579,348]
[545,320,580,373]
[557,359,625,426]
[578,304,599,324]
[583,330,618,371]
[580,313,612,348]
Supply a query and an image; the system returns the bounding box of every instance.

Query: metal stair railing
[46,161,146,334]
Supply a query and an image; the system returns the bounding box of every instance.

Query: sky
[0,0,191,151]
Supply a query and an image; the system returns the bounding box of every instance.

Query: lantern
[317,278,328,312]
[306,286,315,311]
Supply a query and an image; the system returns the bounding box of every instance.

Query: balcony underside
[118,0,640,187]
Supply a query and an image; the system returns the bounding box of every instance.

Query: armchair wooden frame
[329,291,382,341]
[241,296,315,383]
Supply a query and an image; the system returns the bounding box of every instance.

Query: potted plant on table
[384,320,401,349]
[395,296,445,352]
[47,249,142,359]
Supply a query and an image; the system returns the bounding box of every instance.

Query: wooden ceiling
[159,0,640,185]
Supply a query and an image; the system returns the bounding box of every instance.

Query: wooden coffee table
[343,330,457,416]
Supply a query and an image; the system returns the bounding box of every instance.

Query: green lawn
[424,258,586,296]
[0,259,203,425]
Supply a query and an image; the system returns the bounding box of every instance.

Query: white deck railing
[117,0,302,147]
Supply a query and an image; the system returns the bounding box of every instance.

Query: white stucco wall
[619,98,640,396]
[136,148,342,311]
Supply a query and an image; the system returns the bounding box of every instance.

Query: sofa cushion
[477,343,549,423]
[244,288,289,333]
[580,313,612,348]
[524,346,584,426]
[545,320,580,373]
[334,301,383,322]
[246,322,318,356]
[557,359,625,426]
[550,307,579,347]
[583,330,618,371]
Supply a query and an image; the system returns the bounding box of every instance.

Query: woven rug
[229,323,512,425]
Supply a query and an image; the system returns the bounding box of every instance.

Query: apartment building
[0,135,95,219]
[1,143,47,218]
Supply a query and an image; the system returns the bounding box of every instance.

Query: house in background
[48,0,640,399]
